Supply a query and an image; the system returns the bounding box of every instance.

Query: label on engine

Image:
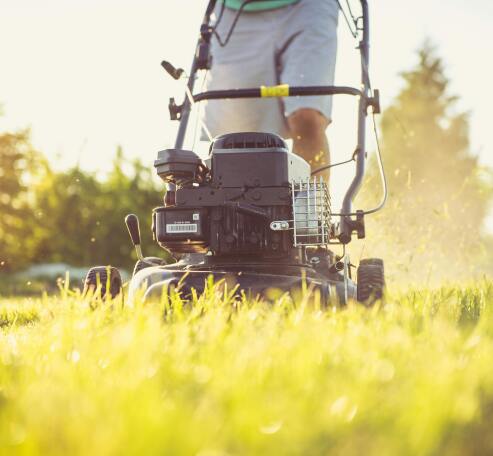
[166,223,198,234]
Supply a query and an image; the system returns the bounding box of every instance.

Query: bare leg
[287,108,330,182]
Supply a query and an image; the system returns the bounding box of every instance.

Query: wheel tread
[83,266,122,298]
[357,258,385,305]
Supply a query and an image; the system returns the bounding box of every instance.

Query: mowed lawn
[1,281,493,455]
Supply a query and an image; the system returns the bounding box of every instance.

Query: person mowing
[204,0,339,179]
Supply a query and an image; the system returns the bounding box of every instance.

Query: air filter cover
[154,149,207,185]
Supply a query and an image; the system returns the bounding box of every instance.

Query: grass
[1,281,493,455]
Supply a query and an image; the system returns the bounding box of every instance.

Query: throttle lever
[161,60,184,80]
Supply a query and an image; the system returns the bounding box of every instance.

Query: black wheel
[357,258,385,305]
[83,266,122,299]
[133,257,166,276]
[359,258,384,268]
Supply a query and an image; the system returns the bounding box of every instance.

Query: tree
[0,130,40,271]
[358,43,492,282]
[30,147,164,272]
[31,165,104,266]
[96,147,165,269]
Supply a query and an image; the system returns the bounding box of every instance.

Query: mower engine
[153,132,332,261]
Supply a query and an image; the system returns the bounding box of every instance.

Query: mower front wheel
[357,258,385,305]
[83,266,122,299]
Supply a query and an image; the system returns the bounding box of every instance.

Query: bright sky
[1,0,492,223]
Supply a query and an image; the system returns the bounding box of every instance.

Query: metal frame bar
[192,85,362,102]
[340,0,370,242]
[174,0,217,150]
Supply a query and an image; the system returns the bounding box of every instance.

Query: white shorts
[203,0,339,138]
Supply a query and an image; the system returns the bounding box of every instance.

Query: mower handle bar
[192,85,363,103]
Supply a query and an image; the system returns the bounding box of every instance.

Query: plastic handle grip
[125,214,141,246]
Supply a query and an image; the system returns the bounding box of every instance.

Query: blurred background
[1,0,492,292]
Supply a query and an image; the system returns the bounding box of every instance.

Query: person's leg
[287,108,331,179]
[204,7,288,138]
[277,0,339,180]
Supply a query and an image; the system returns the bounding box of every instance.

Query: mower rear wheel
[359,258,384,268]
[133,257,166,276]
[83,266,122,299]
[357,258,385,305]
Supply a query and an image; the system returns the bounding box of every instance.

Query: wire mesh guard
[291,178,332,246]
[269,178,332,246]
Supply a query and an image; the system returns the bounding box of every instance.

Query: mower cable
[214,0,226,30]
[330,109,388,217]
[190,70,213,147]
[336,0,359,38]
[184,77,213,143]
[344,0,358,27]
[311,150,357,176]
[364,110,388,215]
[213,0,271,47]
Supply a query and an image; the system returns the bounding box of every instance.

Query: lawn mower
[83,0,386,305]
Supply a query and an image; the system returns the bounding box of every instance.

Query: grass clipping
[1,280,493,455]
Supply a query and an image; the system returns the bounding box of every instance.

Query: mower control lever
[161,60,184,80]
[125,214,144,261]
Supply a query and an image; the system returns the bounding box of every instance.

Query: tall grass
[1,281,493,455]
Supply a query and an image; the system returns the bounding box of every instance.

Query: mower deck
[128,260,356,305]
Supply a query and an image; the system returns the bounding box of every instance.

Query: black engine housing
[152,132,310,258]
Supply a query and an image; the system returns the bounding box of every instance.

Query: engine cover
[210,132,310,187]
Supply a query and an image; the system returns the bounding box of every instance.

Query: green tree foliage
[96,147,165,269]
[0,130,40,271]
[30,147,164,271]
[0,130,165,273]
[359,43,492,281]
